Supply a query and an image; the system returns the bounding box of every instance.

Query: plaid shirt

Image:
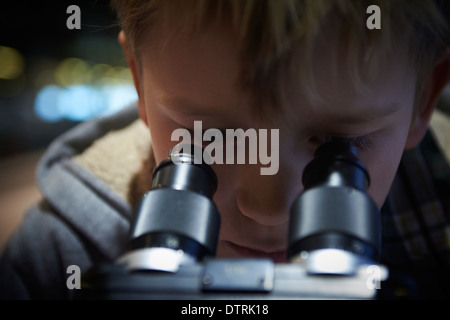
[381,130,450,298]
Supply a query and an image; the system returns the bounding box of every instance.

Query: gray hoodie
[0,104,144,299]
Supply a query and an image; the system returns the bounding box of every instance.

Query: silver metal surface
[117,247,196,273]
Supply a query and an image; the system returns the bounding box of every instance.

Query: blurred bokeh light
[34,56,137,122]
[0,1,139,247]
[0,46,25,80]
[0,1,135,157]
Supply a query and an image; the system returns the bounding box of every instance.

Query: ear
[118,31,148,126]
[405,49,450,149]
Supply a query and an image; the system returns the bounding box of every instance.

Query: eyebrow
[158,98,234,118]
[334,102,404,123]
[160,96,404,124]
[159,97,227,118]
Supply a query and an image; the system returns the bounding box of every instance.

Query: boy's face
[128,21,418,262]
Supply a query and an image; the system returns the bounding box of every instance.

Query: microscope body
[79,142,388,299]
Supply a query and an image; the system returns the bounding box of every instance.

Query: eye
[339,135,374,151]
[310,135,374,152]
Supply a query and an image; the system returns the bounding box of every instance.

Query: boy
[1,0,450,299]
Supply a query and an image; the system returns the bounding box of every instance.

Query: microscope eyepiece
[151,144,217,198]
[302,140,370,191]
[288,141,381,274]
[119,144,221,273]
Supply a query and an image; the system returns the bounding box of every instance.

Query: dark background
[0,1,131,158]
[0,0,136,248]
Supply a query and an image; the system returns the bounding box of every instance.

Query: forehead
[140,19,243,114]
[138,16,415,126]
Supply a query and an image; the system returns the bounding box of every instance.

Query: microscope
[79,141,387,299]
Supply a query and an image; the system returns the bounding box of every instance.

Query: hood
[35,102,153,260]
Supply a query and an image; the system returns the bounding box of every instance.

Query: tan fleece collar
[430,109,450,163]
[73,119,156,207]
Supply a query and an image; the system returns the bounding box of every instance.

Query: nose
[235,160,303,226]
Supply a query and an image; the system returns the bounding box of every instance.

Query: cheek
[362,129,411,208]
[209,162,242,216]
[144,101,181,164]
[365,149,404,208]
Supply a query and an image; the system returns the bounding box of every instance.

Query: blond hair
[111,0,449,119]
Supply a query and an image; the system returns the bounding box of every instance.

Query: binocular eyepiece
[119,145,221,273]
[120,141,380,275]
[288,141,380,274]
